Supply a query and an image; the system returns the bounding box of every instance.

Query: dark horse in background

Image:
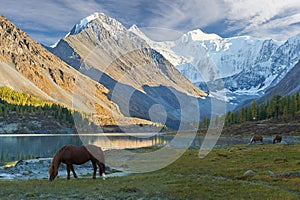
[48,144,105,181]
[250,135,263,143]
[273,135,282,144]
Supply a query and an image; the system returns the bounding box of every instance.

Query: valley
[1,12,300,133]
[0,2,300,199]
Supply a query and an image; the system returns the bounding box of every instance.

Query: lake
[1,133,300,166]
[0,133,171,166]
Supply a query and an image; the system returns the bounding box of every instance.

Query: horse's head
[48,162,58,181]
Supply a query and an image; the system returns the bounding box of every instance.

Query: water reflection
[82,136,168,150]
[0,134,169,166]
[1,134,299,166]
[0,135,82,166]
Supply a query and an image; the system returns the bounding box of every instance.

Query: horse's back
[276,135,282,140]
[250,135,263,143]
[61,145,91,164]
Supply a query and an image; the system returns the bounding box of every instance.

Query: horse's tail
[273,138,275,144]
[85,144,105,164]
[85,145,105,160]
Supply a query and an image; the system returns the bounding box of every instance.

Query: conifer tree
[251,100,258,120]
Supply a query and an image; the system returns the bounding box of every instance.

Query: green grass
[0,144,299,199]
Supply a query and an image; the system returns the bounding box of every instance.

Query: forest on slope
[196,92,300,137]
[0,86,99,134]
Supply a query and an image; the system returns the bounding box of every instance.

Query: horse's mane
[52,145,72,168]
[55,145,71,157]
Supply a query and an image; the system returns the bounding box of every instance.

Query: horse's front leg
[92,161,97,179]
[70,164,78,178]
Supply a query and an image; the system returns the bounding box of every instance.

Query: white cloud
[142,0,300,40]
[0,0,108,44]
[0,0,299,43]
[146,0,227,30]
[224,0,300,40]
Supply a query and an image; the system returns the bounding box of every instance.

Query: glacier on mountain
[50,12,300,111]
[130,26,300,109]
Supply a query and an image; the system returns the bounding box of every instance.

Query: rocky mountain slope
[51,13,204,97]
[130,27,300,109]
[51,13,208,129]
[0,14,152,128]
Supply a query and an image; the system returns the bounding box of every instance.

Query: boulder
[244,170,255,176]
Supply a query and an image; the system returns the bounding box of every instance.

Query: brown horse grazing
[250,135,263,143]
[273,135,282,144]
[48,144,105,181]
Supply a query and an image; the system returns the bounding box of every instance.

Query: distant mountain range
[0,13,208,131]
[49,12,209,129]
[1,12,299,131]
[0,14,153,129]
[130,24,300,110]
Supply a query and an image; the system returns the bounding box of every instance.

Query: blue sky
[1,0,300,46]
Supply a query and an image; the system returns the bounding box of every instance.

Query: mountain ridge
[50,12,209,129]
[0,14,157,128]
[129,25,300,109]
[51,12,205,97]
[2,11,298,132]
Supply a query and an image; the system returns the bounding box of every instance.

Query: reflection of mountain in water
[0,134,169,165]
[80,134,168,150]
[2,134,300,168]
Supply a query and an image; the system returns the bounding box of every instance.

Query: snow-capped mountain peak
[50,13,104,47]
[186,29,221,41]
[128,24,300,110]
[129,24,148,40]
[69,12,126,35]
[70,12,101,34]
[51,14,300,111]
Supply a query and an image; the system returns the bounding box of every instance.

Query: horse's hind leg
[70,165,78,178]
[66,164,71,180]
[92,161,97,179]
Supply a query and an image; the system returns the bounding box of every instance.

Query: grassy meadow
[0,143,300,199]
